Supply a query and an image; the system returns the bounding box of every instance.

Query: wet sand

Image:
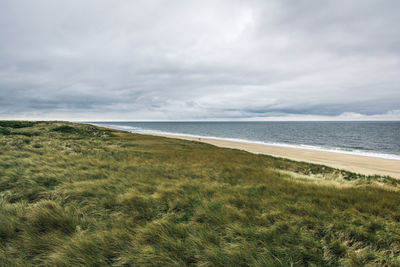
[154,133,400,178]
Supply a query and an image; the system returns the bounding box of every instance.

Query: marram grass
[0,121,399,266]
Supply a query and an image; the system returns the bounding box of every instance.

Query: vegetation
[0,121,399,266]
[0,121,36,128]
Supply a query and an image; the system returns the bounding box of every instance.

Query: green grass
[0,121,36,128]
[0,121,399,266]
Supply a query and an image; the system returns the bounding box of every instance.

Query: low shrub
[52,125,82,134]
[0,121,35,128]
[0,127,11,135]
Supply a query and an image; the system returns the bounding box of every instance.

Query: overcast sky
[0,0,399,121]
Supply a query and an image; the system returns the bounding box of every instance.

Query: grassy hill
[0,121,399,266]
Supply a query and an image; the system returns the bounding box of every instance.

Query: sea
[90,121,400,160]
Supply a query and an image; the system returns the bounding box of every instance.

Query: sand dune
[154,133,400,178]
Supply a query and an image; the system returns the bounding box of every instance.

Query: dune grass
[0,121,399,266]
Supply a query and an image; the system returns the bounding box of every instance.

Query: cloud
[0,0,399,120]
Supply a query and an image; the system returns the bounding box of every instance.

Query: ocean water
[91,121,400,160]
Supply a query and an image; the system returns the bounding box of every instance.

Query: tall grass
[0,121,399,266]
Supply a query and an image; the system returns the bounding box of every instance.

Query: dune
[153,133,400,178]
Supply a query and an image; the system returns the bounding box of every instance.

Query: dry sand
[153,133,400,178]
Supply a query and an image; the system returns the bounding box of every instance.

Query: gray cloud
[0,0,399,120]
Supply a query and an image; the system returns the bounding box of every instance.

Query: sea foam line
[92,123,400,161]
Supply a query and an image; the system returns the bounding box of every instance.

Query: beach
[153,133,400,178]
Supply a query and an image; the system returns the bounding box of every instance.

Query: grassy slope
[0,121,399,266]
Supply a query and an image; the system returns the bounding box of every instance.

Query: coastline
[3,121,400,265]
[151,133,400,178]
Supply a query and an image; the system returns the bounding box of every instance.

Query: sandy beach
[153,133,400,178]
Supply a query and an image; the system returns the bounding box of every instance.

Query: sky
[0,0,399,121]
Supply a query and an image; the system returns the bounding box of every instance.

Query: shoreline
[151,133,400,178]
[90,124,400,178]
[91,123,400,161]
